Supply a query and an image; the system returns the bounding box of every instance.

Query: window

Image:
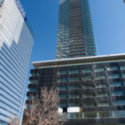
[30,80,38,84]
[70,94,79,99]
[95,75,105,80]
[108,66,118,71]
[59,103,67,107]
[69,85,79,90]
[99,111,111,118]
[122,74,125,78]
[69,113,82,119]
[95,68,104,72]
[113,111,125,118]
[59,94,67,99]
[58,78,67,83]
[109,74,120,79]
[97,92,108,97]
[120,66,125,70]
[96,83,107,88]
[57,71,67,75]
[82,76,92,81]
[83,93,95,98]
[84,102,95,107]
[98,102,109,107]
[69,102,75,107]
[84,112,97,118]
[113,100,125,106]
[31,73,39,77]
[81,68,92,73]
[83,84,94,89]
[58,86,67,90]
[69,77,79,82]
[69,70,79,74]
[110,82,122,87]
[28,88,38,91]
[112,91,124,96]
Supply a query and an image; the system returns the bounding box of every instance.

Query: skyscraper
[0,0,34,124]
[56,0,96,59]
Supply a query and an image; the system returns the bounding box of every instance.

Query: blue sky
[20,0,125,63]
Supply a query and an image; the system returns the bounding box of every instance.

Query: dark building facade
[56,0,96,59]
[27,54,125,125]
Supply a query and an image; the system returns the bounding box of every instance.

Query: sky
[20,0,125,64]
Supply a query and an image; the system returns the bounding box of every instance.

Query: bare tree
[9,116,20,125]
[23,87,66,125]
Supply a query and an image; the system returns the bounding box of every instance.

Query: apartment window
[98,102,109,107]
[69,94,79,99]
[108,66,119,71]
[94,68,104,72]
[122,74,125,78]
[99,111,111,118]
[28,88,38,92]
[84,112,97,118]
[113,100,125,106]
[59,94,67,99]
[58,78,67,83]
[59,103,67,107]
[84,102,95,107]
[110,82,122,87]
[81,68,92,73]
[113,111,125,117]
[109,74,120,79]
[82,76,92,81]
[112,91,124,96]
[83,93,95,98]
[96,92,108,97]
[69,77,79,82]
[69,102,75,107]
[58,86,67,90]
[82,84,94,89]
[69,85,79,90]
[57,71,67,75]
[95,75,105,80]
[120,66,125,70]
[69,113,82,119]
[31,73,39,77]
[69,70,79,74]
[30,80,38,84]
[96,83,107,88]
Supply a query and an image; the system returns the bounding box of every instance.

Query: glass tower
[0,0,34,124]
[56,0,96,59]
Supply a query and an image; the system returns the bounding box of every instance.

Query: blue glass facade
[0,0,34,124]
[56,0,96,59]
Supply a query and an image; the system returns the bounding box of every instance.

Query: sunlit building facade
[56,0,96,59]
[0,0,34,124]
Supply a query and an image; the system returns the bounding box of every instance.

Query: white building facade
[0,0,34,124]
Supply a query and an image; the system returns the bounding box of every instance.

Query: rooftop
[32,53,125,69]
[15,0,25,18]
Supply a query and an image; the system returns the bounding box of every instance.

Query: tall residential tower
[0,0,34,124]
[56,0,96,59]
